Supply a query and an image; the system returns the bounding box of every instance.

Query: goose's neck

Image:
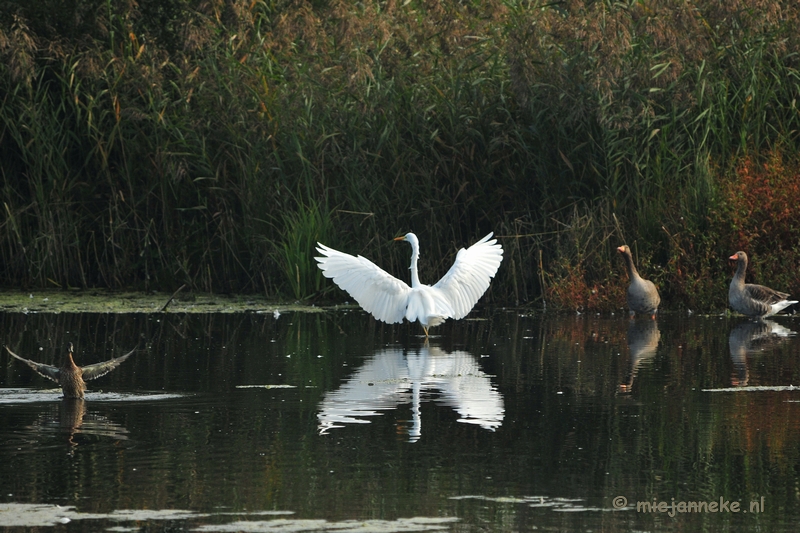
[732,258,747,287]
[622,252,639,280]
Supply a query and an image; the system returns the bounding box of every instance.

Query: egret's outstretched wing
[433,233,503,319]
[81,346,136,381]
[4,346,60,382]
[316,243,412,324]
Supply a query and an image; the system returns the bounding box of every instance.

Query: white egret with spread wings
[315,232,503,335]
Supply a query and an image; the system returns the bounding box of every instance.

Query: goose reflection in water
[729,319,795,387]
[317,344,504,442]
[619,319,660,393]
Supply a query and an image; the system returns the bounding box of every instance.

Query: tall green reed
[1,0,799,311]
[279,199,333,301]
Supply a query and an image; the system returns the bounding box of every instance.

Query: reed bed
[1,0,799,311]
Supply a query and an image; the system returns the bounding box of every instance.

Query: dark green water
[1,309,800,532]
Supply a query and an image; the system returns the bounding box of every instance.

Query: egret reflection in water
[729,319,796,387]
[317,344,504,441]
[619,319,660,393]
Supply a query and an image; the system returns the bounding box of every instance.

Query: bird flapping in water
[5,342,136,399]
[316,232,503,336]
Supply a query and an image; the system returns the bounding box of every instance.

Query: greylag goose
[728,251,797,317]
[617,245,660,319]
[5,342,136,399]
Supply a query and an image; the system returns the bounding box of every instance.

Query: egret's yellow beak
[393,236,406,241]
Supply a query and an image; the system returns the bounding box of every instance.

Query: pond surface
[2,308,800,532]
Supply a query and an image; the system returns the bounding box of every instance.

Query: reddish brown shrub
[714,149,800,295]
[718,149,800,254]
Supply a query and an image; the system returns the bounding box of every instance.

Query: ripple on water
[0,388,184,404]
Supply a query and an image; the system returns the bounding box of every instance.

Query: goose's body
[617,245,660,319]
[316,232,503,335]
[5,343,135,399]
[728,251,797,317]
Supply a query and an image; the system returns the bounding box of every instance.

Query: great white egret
[728,251,797,317]
[315,232,503,335]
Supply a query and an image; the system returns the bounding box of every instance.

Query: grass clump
[279,199,333,301]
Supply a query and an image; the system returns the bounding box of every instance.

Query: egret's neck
[409,245,421,288]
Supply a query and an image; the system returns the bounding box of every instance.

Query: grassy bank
[1,0,799,312]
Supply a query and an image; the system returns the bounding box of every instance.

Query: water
[1,309,800,531]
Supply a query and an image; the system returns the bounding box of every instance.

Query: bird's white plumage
[315,232,503,333]
[433,233,504,319]
[314,244,411,324]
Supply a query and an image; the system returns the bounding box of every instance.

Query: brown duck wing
[744,283,790,305]
[4,346,61,383]
[80,346,136,381]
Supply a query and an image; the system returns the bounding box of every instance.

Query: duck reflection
[619,320,660,393]
[26,399,130,450]
[60,398,86,431]
[60,399,87,448]
[729,320,795,387]
[318,344,504,442]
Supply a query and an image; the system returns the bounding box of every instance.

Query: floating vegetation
[448,495,624,512]
[0,504,211,527]
[192,517,460,532]
[235,385,297,389]
[0,290,314,314]
[703,385,800,393]
[0,504,457,531]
